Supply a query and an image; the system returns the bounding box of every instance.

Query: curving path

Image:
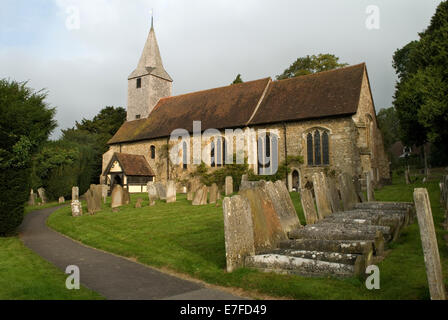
[19,206,245,300]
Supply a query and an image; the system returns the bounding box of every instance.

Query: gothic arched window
[222,138,227,166]
[216,138,222,167]
[307,133,313,166]
[257,133,278,175]
[314,130,321,165]
[210,141,216,168]
[322,131,329,165]
[306,129,330,166]
[150,146,156,159]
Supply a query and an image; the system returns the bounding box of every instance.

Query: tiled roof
[109,64,366,144]
[111,153,155,176]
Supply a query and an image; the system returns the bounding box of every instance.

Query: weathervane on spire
[150,9,154,29]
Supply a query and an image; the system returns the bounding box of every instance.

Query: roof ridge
[158,77,272,102]
[274,62,366,84]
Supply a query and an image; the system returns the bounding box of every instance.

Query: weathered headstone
[413,188,446,300]
[135,198,144,208]
[262,181,301,234]
[71,200,83,217]
[85,185,102,215]
[300,188,319,225]
[58,197,65,204]
[166,180,176,203]
[327,176,343,213]
[101,185,108,204]
[209,183,219,204]
[353,175,366,202]
[222,195,255,272]
[37,188,47,204]
[366,171,376,202]
[123,188,130,205]
[28,189,36,206]
[313,173,332,219]
[225,176,233,196]
[111,185,124,209]
[155,182,167,200]
[239,184,287,253]
[147,182,158,206]
[72,186,79,201]
[338,173,359,211]
[192,185,208,206]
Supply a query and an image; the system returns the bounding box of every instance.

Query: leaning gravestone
[192,185,208,206]
[300,188,319,225]
[313,173,332,220]
[111,185,124,209]
[327,176,342,213]
[223,195,255,272]
[366,171,376,202]
[28,189,36,206]
[262,181,301,234]
[225,176,233,196]
[209,183,219,204]
[353,175,366,202]
[166,180,176,203]
[58,197,65,204]
[37,188,47,204]
[147,182,158,206]
[239,184,287,253]
[413,188,446,300]
[155,182,167,200]
[85,185,102,215]
[338,173,359,211]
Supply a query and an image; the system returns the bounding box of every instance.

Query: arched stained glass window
[314,130,322,165]
[307,133,313,165]
[322,131,329,165]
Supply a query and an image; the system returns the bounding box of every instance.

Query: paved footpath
[19,207,245,300]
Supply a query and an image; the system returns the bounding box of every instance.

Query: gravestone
[166,180,176,203]
[101,185,108,204]
[155,182,167,200]
[225,176,233,196]
[209,183,219,204]
[222,195,255,272]
[338,173,359,211]
[71,200,83,217]
[239,184,287,253]
[37,188,47,204]
[414,188,446,300]
[312,173,332,219]
[72,186,79,201]
[192,185,208,206]
[28,189,36,206]
[123,188,130,205]
[135,198,144,208]
[111,185,124,209]
[327,176,343,213]
[353,175,366,202]
[85,185,102,215]
[262,181,301,234]
[58,197,65,204]
[366,171,376,202]
[147,182,158,206]
[300,188,319,225]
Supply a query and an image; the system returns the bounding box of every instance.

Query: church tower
[127,17,173,121]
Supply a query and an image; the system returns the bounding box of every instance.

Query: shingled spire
[127,15,173,122]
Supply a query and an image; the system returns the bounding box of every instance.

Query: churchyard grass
[0,236,103,300]
[47,175,448,300]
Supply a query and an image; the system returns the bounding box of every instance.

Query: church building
[102,19,390,193]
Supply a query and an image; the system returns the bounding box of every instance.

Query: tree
[393,1,448,168]
[277,54,348,80]
[376,107,400,151]
[0,79,56,235]
[232,74,243,84]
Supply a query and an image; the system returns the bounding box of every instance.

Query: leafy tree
[393,1,448,166]
[232,74,243,84]
[377,107,400,150]
[277,54,348,80]
[0,79,56,235]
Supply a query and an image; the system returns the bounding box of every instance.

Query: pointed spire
[128,12,172,82]
[150,9,154,30]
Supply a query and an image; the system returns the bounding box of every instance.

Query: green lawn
[47,176,448,300]
[0,236,103,300]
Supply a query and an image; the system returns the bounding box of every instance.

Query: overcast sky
[0,0,443,138]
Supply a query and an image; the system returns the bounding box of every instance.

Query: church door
[292,170,300,190]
